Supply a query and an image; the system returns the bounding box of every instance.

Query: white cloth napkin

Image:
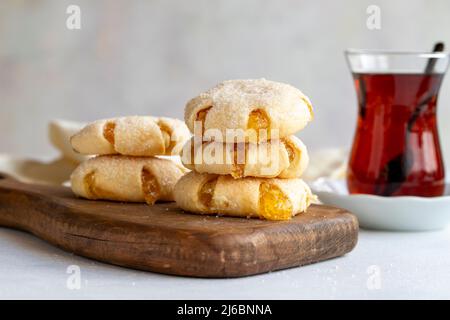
[0,120,88,185]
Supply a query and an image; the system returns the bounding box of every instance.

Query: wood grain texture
[0,173,359,278]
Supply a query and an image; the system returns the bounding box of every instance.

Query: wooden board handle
[0,173,42,228]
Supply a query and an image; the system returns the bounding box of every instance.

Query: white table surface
[1,226,450,300]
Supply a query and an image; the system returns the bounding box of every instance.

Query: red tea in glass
[346,50,449,197]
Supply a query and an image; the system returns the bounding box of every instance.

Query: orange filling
[196,107,212,134]
[199,177,218,208]
[247,109,270,140]
[302,97,314,119]
[84,171,98,198]
[103,122,116,145]
[158,122,172,152]
[83,171,119,200]
[259,182,293,220]
[283,139,296,163]
[141,168,160,205]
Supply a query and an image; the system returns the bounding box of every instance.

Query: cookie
[70,116,190,156]
[185,79,313,142]
[174,171,315,220]
[71,155,187,204]
[180,135,309,179]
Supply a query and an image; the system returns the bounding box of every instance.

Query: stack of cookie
[69,116,190,205]
[175,79,316,220]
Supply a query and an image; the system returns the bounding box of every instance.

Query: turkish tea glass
[345,50,449,196]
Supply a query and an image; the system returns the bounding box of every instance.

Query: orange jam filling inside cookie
[103,122,116,145]
[301,96,314,119]
[248,109,270,140]
[199,177,218,208]
[259,183,293,220]
[283,140,296,163]
[157,122,172,151]
[84,171,98,198]
[196,107,212,133]
[83,171,119,200]
[141,168,160,205]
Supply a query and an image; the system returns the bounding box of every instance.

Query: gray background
[1,0,450,168]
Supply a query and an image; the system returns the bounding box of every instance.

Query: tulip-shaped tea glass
[346,50,449,196]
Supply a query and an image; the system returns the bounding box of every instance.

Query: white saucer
[310,178,450,231]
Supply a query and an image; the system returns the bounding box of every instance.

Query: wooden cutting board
[0,173,358,278]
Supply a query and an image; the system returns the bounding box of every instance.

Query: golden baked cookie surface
[174,171,315,220]
[70,116,190,156]
[185,79,313,142]
[180,135,309,179]
[71,155,187,204]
